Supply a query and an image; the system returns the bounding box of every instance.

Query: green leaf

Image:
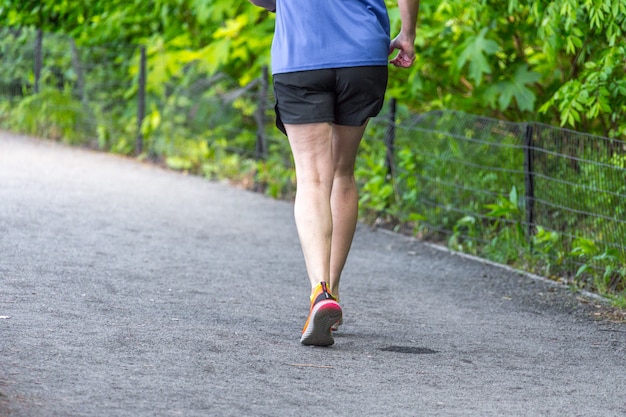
[456,27,499,86]
[494,65,541,112]
[575,264,589,278]
[509,185,518,207]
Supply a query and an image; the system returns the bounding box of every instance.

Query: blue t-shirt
[271,0,391,74]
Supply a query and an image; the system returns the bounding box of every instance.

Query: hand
[389,34,416,68]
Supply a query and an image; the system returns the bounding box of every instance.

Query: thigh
[332,123,368,175]
[284,122,335,184]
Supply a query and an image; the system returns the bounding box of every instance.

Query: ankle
[310,281,338,301]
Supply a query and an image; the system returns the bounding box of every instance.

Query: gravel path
[1,131,625,417]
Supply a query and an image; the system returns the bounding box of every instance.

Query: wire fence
[1,27,625,293]
[374,110,626,290]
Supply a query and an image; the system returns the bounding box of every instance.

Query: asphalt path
[1,131,625,417]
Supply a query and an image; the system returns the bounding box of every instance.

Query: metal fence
[372,109,626,289]
[2,27,625,292]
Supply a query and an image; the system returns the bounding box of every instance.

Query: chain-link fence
[2,27,625,293]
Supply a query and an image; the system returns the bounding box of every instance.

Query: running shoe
[331,297,343,331]
[300,282,342,346]
[331,317,343,332]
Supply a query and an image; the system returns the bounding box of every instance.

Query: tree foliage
[2,0,624,137]
[394,0,626,138]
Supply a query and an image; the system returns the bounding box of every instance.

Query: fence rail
[373,109,625,291]
[1,27,625,294]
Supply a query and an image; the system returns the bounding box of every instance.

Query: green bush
[7,88,95,144]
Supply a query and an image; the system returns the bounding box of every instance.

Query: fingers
[389,51,415,68]
[388,36,416,68]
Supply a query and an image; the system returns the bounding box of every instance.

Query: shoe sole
[300,300,342,346]
[331,317,343,332]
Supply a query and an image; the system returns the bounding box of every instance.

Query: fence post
[70,38,86,103]
[255,65,269,161]
[34,29,43,93]
[524,123,536,246]
[136,45,147,156]
[384,98,397,178]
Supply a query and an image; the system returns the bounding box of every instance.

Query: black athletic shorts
[272,66,388,135]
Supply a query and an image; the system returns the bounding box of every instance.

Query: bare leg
[284,122,368,299]
[328,123,368,301]
[284,122,335,290]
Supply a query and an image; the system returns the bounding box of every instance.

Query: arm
[389,0,420,68]
[248,0,276,12]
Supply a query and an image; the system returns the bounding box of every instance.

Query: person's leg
[286,121,343,346]
[284,122,335,290]
[328,122,368,301]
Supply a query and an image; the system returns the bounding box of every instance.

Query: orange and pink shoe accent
[300,282,342,346]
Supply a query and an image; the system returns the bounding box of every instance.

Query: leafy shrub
[8,88,95,144]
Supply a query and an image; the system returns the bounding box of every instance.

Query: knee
[297,174,334,191]
[333,170,356,183]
